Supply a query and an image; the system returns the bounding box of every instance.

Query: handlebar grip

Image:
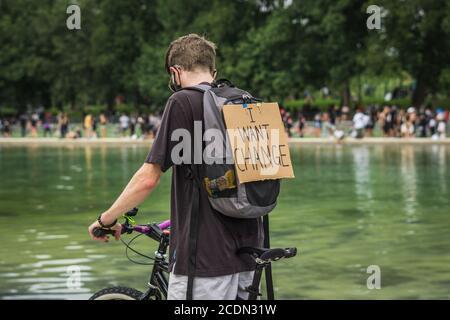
[285,247,297,258]
[158,220,171,230]
[93,227,116,238]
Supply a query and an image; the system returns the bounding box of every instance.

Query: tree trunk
[342,80,351,107]
[412,76,427,108]
[357,75,362,102]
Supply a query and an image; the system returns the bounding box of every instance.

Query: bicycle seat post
[246,261,267,300]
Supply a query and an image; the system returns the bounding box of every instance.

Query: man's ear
[169,66,181,85]
[168,66,177,74]
[212,69,217,79]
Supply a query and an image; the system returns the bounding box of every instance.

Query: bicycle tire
[89,286,145,300]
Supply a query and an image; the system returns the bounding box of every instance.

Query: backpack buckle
[242,94,252,104]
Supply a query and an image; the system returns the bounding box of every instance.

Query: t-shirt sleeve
[145,97,190,172]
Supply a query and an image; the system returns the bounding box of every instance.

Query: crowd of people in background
[1,104,448,140]
[280,104,449,140]
[0,111,162,139]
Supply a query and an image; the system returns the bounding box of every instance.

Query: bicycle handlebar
[92,219,170,238]
[284,247,297,259]
[158,220,171,230]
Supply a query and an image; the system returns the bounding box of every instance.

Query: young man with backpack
[88,34,279,300]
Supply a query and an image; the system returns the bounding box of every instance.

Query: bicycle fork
[140,231,170,300]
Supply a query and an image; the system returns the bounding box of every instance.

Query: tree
[89,0,162,108]
[374,0,450,107]
[294,0,369,106]
[0,0,448,113]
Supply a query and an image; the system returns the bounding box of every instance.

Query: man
[88,34,263,300]
[19,113,28,137]
[352,106,369,139]
[119,113,130,136]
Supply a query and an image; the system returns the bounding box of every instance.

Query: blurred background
[0,0,449,137]
[0,0,449,300]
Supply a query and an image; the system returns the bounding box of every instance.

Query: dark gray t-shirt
[146,86,264,277]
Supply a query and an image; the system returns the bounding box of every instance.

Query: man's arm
[88,162,162,241]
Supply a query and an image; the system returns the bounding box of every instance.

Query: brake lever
[125,207,138,217]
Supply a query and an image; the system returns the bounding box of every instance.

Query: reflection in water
[0,145,156,300]
[352,146,374,215]
[121,146,131,182]
[1,144,449,299]
[85,146,93,189]
[431,145,448,195]
[334,145,344,163]
[100,145,107,178]
[400,146,418,220]
[2,254,94,300]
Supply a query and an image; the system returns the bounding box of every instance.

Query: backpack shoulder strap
[186,164,201,300]
[182,83,211,93]
[181,83,210,300]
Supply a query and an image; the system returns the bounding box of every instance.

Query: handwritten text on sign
[222,103,295,183]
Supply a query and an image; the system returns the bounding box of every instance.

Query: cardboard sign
[222,102,295,183]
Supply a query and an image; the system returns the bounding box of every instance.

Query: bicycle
[89,208,297,300]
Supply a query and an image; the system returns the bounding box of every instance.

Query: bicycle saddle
[237,247,297,263]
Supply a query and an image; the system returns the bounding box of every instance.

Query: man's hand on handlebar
[88,216,122,242]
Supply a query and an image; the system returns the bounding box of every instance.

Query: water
[0,144,449,299]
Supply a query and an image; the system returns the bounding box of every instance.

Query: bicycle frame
[128,224,269,301]
[139,233,277,301]
[138,226,170,300]
[94,214,296,301]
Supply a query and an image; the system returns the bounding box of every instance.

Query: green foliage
[84,105,106,116]
[285,99,339,111]
[115,104,136,114]
[134,44,170,107]
[0,106,16,117]
[0,0,449,113]
[367,0,450,106]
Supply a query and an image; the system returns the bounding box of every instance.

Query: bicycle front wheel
[89,286,144,300]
